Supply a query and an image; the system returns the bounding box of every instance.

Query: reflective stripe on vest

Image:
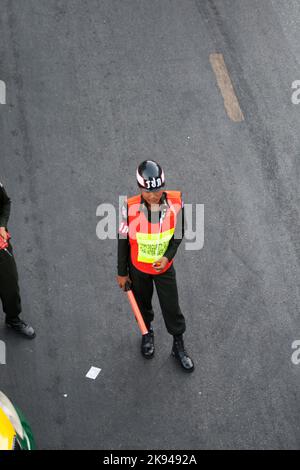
[136,227,175,263]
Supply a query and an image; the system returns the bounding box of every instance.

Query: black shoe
[6,318,36,339]
[141,326,154,359]
[171,335,194,373]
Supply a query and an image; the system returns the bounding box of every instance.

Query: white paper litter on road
[86,366,101,380]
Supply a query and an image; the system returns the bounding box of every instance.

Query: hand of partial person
[0,227,8,241]
[117,275,132,291]
[152,256,169,272]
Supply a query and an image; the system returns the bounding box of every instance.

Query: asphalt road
[0,0,300,450]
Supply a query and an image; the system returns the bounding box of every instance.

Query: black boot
[141,326,154,359]
[171,334,194,373]
[6,317,36,339]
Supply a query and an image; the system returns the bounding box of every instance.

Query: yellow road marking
[209,53,244,122]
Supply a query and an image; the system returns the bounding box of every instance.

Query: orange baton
[125,281,148,335]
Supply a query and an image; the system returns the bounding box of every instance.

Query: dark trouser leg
[154,263,186,336]
[128,260,154,329]
[0,245,22,322]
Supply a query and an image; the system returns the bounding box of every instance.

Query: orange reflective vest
[127,190,182,275]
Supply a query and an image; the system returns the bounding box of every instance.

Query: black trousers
[0,243,22,321]
[128,259,186,336]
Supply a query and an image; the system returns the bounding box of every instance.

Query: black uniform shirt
[0,183,11,228]
[117,191,185,276]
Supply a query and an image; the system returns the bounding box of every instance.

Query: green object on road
[0,391,36,450]
[14,405,36,450]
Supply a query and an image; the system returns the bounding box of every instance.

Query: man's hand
[0,227,8,241]
[117,275,132,291]
[152,256,169,272]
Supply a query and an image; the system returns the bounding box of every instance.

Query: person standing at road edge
[117,160,194,372]
[0,182,36,339]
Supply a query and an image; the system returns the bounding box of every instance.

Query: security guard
[117,160,194,372]
[0,182,35,338]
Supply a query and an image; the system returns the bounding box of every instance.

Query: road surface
[0,0,300,449]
